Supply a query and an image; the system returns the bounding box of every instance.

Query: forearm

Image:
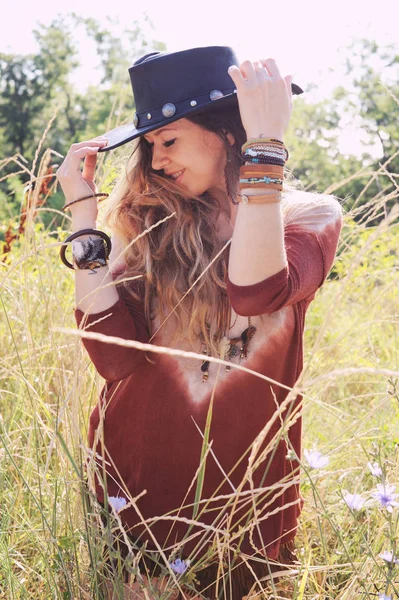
[72,218,120,314]
[228,190,287,286]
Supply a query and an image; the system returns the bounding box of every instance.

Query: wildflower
[170,558,191,575]
[343,492,365,511]
[368,462,383,477]
[286,449,297,461]
[379,594,392,600]
[108,495,127,513]
[304,448,329,469]
[379,551,399,564]
[372,484,399,513]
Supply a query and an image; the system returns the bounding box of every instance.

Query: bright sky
[3,0,399,156]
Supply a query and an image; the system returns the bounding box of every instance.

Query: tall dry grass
[0,131,398,600]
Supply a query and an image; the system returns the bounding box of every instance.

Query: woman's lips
[170,169,185,184]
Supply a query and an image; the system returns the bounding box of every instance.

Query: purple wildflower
[372,484,399,513]
[108,495,127,513]
[380,551,399,564]
[304,448,329,469]
[343,492,365,511]
[368,462,383,477]
[170,558,190,575]
[379,595,392,600]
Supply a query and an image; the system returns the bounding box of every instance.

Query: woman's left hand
[228,58,293,142]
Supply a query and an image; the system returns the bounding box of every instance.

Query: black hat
[98,46,304,152]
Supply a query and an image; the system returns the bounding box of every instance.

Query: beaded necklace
[200,317,256,382]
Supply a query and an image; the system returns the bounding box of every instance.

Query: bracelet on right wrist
[62,192,109,212]
[60,228,112,270]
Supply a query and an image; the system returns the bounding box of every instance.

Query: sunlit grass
[0,138,398,600]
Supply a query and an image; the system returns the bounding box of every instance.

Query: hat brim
[98,93,239,152]
[98,83,304,153]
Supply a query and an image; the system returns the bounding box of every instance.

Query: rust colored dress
[75,193,342,598]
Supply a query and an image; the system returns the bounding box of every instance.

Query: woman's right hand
[56,138,108,226]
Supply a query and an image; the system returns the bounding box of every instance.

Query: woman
[57,46,342,599]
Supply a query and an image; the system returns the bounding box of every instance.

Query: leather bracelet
[238,193,282,204]
[240,164,284,175]
[60,228,112,269]
[62,193,109,212]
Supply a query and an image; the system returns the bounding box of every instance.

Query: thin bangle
[60,228,112,269]
[62,193,109,212]
[238,193,282,204]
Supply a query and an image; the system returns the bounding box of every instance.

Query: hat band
[134,87,237,129]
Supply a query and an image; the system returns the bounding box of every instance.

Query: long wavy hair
[104,105,250,354]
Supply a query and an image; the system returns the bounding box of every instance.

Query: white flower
[304,448,329,469]
[379,551,399,564]
[379,594,392,600]
[108,495,127,513]
[343,492,365,511]
[368,462,383,477]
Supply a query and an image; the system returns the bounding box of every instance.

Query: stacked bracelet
[241,138,285,152]
[241,137,289,168]
[60,229,112,270]
[62,193,109,212]
[237,163,284,204]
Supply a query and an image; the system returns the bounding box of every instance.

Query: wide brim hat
[98,46,304,153]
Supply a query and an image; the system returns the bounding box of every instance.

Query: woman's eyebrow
[144,127,177,141]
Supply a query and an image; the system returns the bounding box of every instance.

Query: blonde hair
[104,107,298,354]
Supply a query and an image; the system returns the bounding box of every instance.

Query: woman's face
[143,118,230,197]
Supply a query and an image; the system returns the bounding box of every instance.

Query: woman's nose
[151,146,170,171]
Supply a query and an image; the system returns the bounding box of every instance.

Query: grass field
[0,147,398,599]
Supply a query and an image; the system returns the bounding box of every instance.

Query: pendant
[200,320,256,380]
[239,325,257,360]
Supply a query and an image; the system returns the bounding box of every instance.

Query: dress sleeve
[74,282,149,382]
[227,193,343,317]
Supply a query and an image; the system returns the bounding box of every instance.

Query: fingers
[82,153,98,181]
[254,61,270,81]
[229,58,286,88]
[284,74,294,96]
[56,138,107,187]
[260,58,282,79]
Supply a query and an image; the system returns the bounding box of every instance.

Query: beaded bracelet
[239,176,284,185]
[242,138,284,153]
[240,170,284,182]
[244,156,285,167]
[62,193,109,212]
[243,145,289,164]
[60,229,112,270]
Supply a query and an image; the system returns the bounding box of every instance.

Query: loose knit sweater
[75,192,342,565]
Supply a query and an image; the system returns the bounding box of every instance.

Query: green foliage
[0,152,398,598]
[0,24,398,599]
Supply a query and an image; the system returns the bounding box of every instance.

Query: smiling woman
[56,46,342,600]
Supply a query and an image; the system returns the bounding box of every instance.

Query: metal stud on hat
[133,113,139,127]
[210,90,224,101]
[162,103,176,118]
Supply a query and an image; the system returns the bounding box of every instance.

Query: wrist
[71,219,98,233]
[246,132,284,143]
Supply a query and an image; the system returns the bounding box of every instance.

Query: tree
[0,17,79,158]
